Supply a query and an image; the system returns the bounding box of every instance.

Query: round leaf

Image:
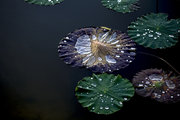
[24,0,63,5]
[101,0,139,13]
[75,73,134,115]
[128,13,180,49]
[58,27,136,73]
[133,68,180,103]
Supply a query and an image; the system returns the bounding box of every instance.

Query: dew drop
[116,55,120,58]
[138,84,144,87]
[124,98,128,101]
[98,57,102,61]
[121,51,124,53]
[156,32,162,36]
[131,48,136,50]
[116,45,121,47]
[143,32,147,36]
[145,81,150,84]
[65,37,69,39]
[148,34,153,37]
[169,35,174,38]
[136,34,141,37]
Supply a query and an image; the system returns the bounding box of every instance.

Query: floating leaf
[177,19,180,33]
[128,13,180,49]
[101,0,139,13]
[58,27,136,73]
[24,0,63,5]
[133,68,180,103]
[75,73,134,115]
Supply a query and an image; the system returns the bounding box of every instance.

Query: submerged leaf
[58,27,136,73]
[128,13,180,49]
[133,68,180,103]
[75,73,134,115]
[101,0,139,13]
[24,0,63,5]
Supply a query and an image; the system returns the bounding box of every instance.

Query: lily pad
[177,19,180,33]
[101,0,139,13]
[133,68,180,103]
[24,0,63,5]
[75,73,134,115]
[128,13,180,49]
[58,27,136,73]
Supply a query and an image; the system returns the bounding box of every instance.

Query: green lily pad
[101,0,139,13]
[75,73,134,115]
[128,13,180,49]
[177,19,180,33]
[24,0,63,5]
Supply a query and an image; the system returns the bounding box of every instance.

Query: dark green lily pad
[177,19,180,33]
[128,13,180,49]
[75,73,134,115]
[24,0,63,5]
[101,0,139,13]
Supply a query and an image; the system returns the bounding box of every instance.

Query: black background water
[0,0,180,120]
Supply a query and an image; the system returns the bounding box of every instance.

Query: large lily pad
[75,73,134,115]
[101,0,139,13]
[24,0,63,5]
[58,27,136,73]
[128,13,180,49]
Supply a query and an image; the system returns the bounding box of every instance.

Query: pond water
[0,0,180,120]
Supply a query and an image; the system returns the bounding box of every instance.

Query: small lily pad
[75,73,134,115]
[133,68,180,103]
[101,0,139,13]
[24,0,63,5]
[128,13,180,49]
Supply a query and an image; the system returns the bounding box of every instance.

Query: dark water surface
[0,0,180,120]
